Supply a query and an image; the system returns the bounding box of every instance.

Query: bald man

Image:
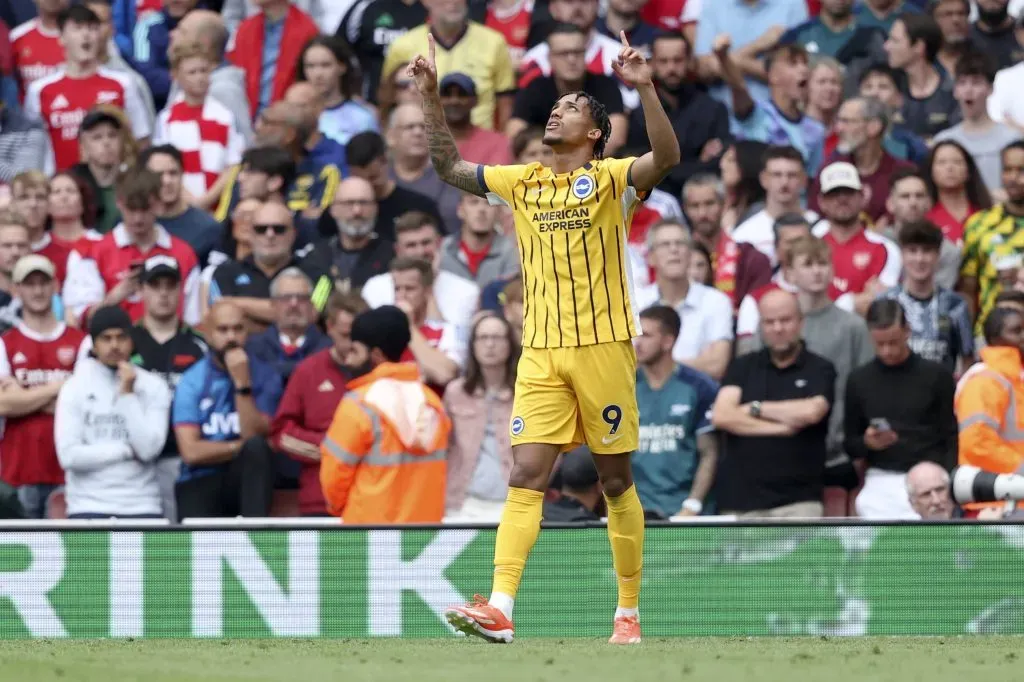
[711,289,837,518]
[906,462,955,520]
[171,299,280,519]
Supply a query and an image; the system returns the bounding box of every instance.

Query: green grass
[3,637,1024,682]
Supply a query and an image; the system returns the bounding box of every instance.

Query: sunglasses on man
[253,223,291,236]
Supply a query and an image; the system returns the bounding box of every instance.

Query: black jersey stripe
[549,175,557,209]
[609,170,618,201]
[581,227,598,344]
[518,234,530,331]
[563,170,574,206]
[550,233,563,347]
[565,230,580,345]
[538,234,548,347]
[598,225,618,342]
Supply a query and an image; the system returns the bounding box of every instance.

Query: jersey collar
[113,223,172,250]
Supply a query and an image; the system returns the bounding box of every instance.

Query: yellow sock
[605,484,644,610]
[491,487,544,599]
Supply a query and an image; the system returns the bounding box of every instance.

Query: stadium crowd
[0,0,1023,523]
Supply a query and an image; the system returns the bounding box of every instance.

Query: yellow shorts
[510,340,639,454]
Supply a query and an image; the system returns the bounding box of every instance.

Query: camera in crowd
[951,466,1024,506]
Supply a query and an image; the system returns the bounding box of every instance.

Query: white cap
[12,254,55,284]
[819,162,863,194]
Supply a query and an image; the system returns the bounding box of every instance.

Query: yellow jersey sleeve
[481,164,533,205]
[600,156,644,204]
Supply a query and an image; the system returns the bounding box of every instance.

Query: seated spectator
[633,305,719,519]
[55,305,172,519]
[344,132,443,242]
[321,305,451,524]
[711,289,836,518]
[306,177,394,307]
[10,0,67,98]
[363,211,480,330]
[209,200,307,332]
[212,146,296,223]
[228,0,319,118]
[541,448,602,522]
[857,0,922,33]
[444,312,517,521]
[906,460,956,519]
[439,193,518,289]
[154,39,245,200]
[70,109,130,234]
[139,145,224,266]
[924,140,993,247]
[969,0,1022,72]
[392,257,465,388]
[934,51,1021,193]
[47,172,102,254]
[0,254,84,518]
[172,301,280,519]
[131,0,196,111]
[635,220,734,380]
[440,73,513,166]
[856,63,929,164]
[245,267,329,386]
[627,33,729,199]
[812,161,902,315]
[845,299,958,519]
[0,90,46,184]
[296,35,377,147]
[879,220,973,374]
[716,40,826,178]
[270,290,365,516]
[509,25,627,156]
[884,12,959,139]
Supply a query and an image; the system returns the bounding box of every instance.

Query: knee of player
[598,473,632,499]
[508,458,552,492]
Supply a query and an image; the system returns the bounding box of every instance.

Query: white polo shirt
[362,270,480,331]
[634,281,734,362]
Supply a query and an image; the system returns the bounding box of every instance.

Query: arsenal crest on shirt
[853,252,871,270]
[57,346,77,367]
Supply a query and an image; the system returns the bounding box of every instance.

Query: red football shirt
[31,232,73,286]
[0,323,85,486]
[10,19,63,100]
[486,0,532,64]
[817,225,902,299]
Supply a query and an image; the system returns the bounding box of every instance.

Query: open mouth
[545,120,560,131]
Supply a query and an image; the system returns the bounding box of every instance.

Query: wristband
[235,386,253,396]
[682,498,703,514]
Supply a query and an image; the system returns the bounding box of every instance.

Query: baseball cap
[140,254,181,283]
[439,72,477,96]
[80,109,123,135]
[12,255,55,284]
[819,162,863,194]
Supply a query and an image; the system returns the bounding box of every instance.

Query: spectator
[633,305,718,519]
[969,0,1023,72]
[857,0,922,32]
[388,103,463,232]
[212,146,296,223]
[439,193,518,289]
[245,267,329,387]
[25,4,150,174]
[955,306,1024,517]
[688,242,713,286]
[305,177,394,306]
[596,0,658,55]
[781,0,889,78]
[228,0,319,118]
[541,448,602,522]
[625,33,729,199]
[0,213,35,328]
[845,299,958,518]
[812,161,902,314]
[712,289,836,518]
[363,211,480,330]
[923,140,992,247]
[70,108,127,234]
[878,219,973,374]
[929,0,970,76]
[344,131,444,242]
[10,0,67,97]
[511,126,555,166]
[856,63,929,164]
[270,290,365,516]
[172,301,279,519]
[0,254,83,518]
[209,200,306,332]
[444,312,517,521]
[884,168,959,289]
[935,54,1020,194]
[131,0,196,111]
[392,257,465,388]
[431,73,509,168]
[635,220,734,380]
[733,145,818,264]
[154,39,245,200]
[167,10,252,140]
[884,13,960,138]
[55,305,172,519]
[221,0,325,37]
[336,0,427,103]
[716,39,825,178]
[906,460,956,519]
[382,0,515,131]
[509,25,627,156]
[296,36,377,147]
[960,141,1024,333]
[321,305,451,524]
[719,140,768,233]
[139,145,224,266]
[484,0,532,66]
[806,56,842,134]
[683,174,771,309]
[64,169,201,326]
[0,90,46,183]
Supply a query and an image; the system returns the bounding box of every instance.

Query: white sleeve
[989,72,1008,123]
[62,251,106,317]
[124,79,152,140]
[439,323,467,369]
[835,293,856,313]
[361,275,394,308]
[77,336,93,363]
[706,291,735,342]
[226,118,245,166]
[117,374,171,462]
[182,266,202,326]
[681,0,701,22]
[55,381,133,471]
[0,338,10,378]
[878,239,903,287]
[735,294,760,338]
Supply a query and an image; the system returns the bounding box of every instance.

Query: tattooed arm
[409,35,487,197]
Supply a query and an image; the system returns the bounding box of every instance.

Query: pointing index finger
[619,30,631,48]
[428,33,436,65]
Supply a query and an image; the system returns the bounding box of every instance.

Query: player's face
[651,38,689,90]
[12,183,48,231]
[80,123,123,169]
[550,0,598,31]
[48,175,84,222]
[808,64,842,114]
[472,316,511,367]
[859,73,900,109]
[145,152,184,208]
[326,310,355,359]
[1002,149,1024,203]
[396,226,440,261]
[93,328,133,367]
[547,33,587,83]
[819,187,865,226]
[884,20,915,69]
[271,276,315,332]
[933,0,970,44]
[393,269,428,315]
[902,244,940,283]
[887,178,932,224]
[457,194,498,237]
[142,276,180,321]
[0,227,31,274]
[787,255,832,296]
[931,144,969,191]
[16,272,55,316]
[870,323,912,367]
[60,20,101,63]
[543,94,599,153]
[774,224,811,263]
[647,225,690,280]
[635,318,671,366]
[302,45,344,100]
[760,159,806,206]
[682,185,723,239]
[175,55,213,101]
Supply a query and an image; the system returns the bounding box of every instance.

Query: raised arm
[611,31,680,193]
[408,35,486,197]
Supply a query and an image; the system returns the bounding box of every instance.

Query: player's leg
[573,340,644,644]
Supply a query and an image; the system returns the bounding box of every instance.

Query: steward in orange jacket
[320,306,451,524]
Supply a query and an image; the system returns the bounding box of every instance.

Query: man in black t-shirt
[336,0,428,103]
[884,13,960,138]
[969,0,1024,71]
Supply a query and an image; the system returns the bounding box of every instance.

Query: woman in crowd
[689,242,715,287]
[808,57,843,158]
[48,172,102,251]
[720,140,768,233]
[297,36,379,147]
[512,127,555,166]
[444,312,519,522]
[925,140,992,246]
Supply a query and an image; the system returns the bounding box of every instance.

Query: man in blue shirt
[632,305,720,519]
[172,300,281,519]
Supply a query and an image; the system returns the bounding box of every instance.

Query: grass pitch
[2,637,1023,682]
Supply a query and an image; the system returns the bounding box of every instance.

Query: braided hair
[559,91,612,159]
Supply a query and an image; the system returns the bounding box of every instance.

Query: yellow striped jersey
[960,203,1024,335]
[480,157,645,349]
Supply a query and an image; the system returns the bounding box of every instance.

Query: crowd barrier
[1,520,1023,639]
